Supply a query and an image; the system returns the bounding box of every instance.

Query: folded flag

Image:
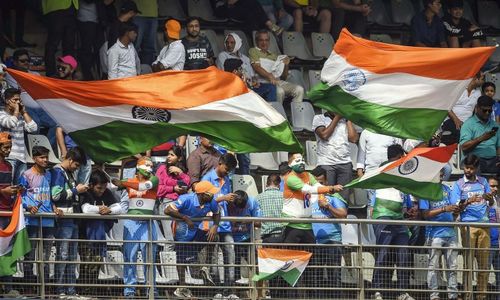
[0,195,31,276]
[346,144,456,200]
[308,29,495,141]
[8,67,301,162]
[252,248,312,286]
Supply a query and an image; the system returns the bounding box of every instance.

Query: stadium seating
[367,0,400,27]
[268,101,287,119]
[187,0,227,23]
[185,135,198,159]
[232,174,259,197]
[485,36,500,62]
[282,31,323,62]
[305,140,317,168]
[159,251,179,283]
[311,32,335,59]
[291,102,315,132]
[158,0,187,21]
[308,69,322,89]
[201,29,221,56]
[99,250,124,280]
[27,134,61,164]
[287,69,308,92]
[390,0,415,26]
[477,1,500,30]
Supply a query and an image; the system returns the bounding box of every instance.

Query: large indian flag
[8,67,301,162]
[346,144,456,200]
[0,195,31,276]
[308,29,495,141]
[252,248,312,286]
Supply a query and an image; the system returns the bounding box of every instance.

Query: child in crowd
[481,82,498,123]
[156,146,190,250]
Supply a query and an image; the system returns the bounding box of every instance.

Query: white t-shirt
[153,40,185,71]
[451,89,481,122]
[356,130,402,172]
[312,114,351,165]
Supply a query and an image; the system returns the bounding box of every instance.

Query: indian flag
[7,67,301,162]
[346,144,456,200]
[0,195,31,276]
[308,29,495,141]
[252,248,312,286]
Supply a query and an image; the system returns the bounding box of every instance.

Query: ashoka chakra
[132,106,171,122]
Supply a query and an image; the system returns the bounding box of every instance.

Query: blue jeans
[236,153,250,175]
[218,232,236,285]
[315,241,343,297]
[372,223,410,293]
[490,246,500,300]
[428,236,459,300]
[253,83,277,102]
[55,219,78,295]
[75,158,92,184]
[133,16,157,66]
[123,219,158,297]
[7,159,26,185]
[24,226,54,284]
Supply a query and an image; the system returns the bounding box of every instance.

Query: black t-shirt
[181,36,214,70]
[80,189,118,208]
[442,15,472,38]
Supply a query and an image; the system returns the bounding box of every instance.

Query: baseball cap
[120,0,141,14]
[165,19,181,40]
[57,55,78,70]
[194,181,220,195]
[0,132,11,144]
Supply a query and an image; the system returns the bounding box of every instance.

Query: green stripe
[346,173,443,200]
[307,83,448,141]
[252,268,302,286]
[0,228,31,277]
[70,120,302,163]
[372,198,404,220]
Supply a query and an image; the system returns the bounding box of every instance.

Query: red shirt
[0,160,13,211]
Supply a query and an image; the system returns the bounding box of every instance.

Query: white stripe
[322,52,470,110]
[0,207,26,256]
[258,257,307,274]
[359,155,444,184]
[376,188,404,203]
[38,91,286,133]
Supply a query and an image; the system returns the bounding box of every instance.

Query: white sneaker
[58,293,68,300]
[174,288,193,298]
[212,293,224,300]
[373,292,383,300]
[200,266,215,285]
[397,293,415,300]
[227,294,239,299]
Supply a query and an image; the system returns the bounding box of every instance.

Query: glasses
[57,65,67,72]
[17,59,29,63]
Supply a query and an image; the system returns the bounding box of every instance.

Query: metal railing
[2,213,500,300]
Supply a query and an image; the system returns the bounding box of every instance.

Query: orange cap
[165,19,181,40]
[194,181,220,195]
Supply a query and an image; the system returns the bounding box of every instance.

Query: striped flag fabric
[7,67,301,163]
[0,195,31,276]
[252,248,312,286]
[308,29,495,141]
[346,144,456,200]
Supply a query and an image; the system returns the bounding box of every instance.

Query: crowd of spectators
[0,0,499,299]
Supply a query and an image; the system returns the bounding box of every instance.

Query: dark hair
[278,162,290,176]
[66,146,87,165]
[482,82,496,94]
[3,88,21,101]
[266,174,281,187]
[422,0,435,8]
[168,145,187,171]
[13,48,29,61]
[476,95,494,107]
[186,16,200,26]
[287,152,302,162]
[32,146,50,157]
[90,169,110,185]
[387,144,405,160]
[448,0,464,8]
[219,153,238,171]
[119,21,138,37]
[255,29,269,42]
[311,166,327,178]
[223,58,243,72]
[463,154,480,167]
[488,176,499,183]
[234,190,248,208]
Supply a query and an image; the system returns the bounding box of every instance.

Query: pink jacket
[155,164,190,200]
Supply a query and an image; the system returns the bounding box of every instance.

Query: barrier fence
[2,213,500,300]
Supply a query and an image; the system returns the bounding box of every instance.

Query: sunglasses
[57,65,67,72]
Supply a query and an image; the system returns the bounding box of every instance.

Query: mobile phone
[177,180,187,188]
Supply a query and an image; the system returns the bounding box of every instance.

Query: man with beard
[181,17,214,70]
[55,55,78,80]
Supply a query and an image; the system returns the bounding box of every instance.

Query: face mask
[289,155,306,173]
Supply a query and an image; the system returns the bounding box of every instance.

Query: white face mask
[289,155,306,173]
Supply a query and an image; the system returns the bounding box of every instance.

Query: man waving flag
[308,29,495,141]
[8,67,301,162]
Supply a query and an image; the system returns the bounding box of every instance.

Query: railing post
[148,218,154,300]
[357,222,364,300]
[38,215,45,299]
[466,225,473,300]
[249,220,257,300]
